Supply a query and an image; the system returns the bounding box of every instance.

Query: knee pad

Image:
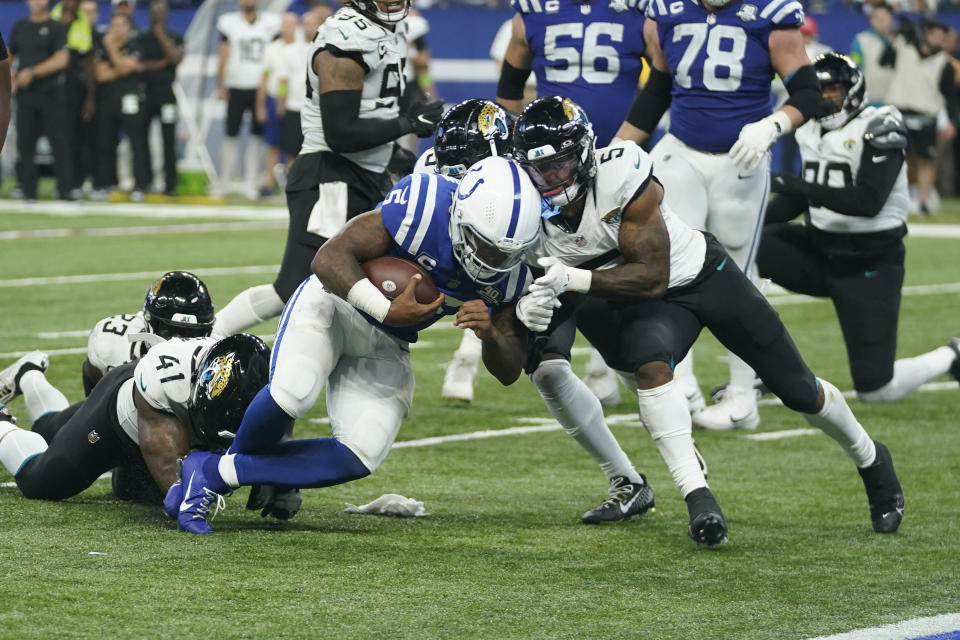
[529,358,573,396]
[269,359,321,419]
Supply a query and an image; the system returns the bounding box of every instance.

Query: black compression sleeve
[783,65,822,122]
[497,60,531,101]
[319,90,409,153]
[801,145,904,217]
[624,67,672,133]
[765,192,808,224]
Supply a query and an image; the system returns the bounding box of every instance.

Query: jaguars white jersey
[217,11,282,90]
[413,148,437,174]
[115,337,218,444]
[529,141,707,290]
[87,311,153,376]
[795,105,909,234]
[300,6,408,172]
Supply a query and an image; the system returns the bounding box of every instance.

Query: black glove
[388,142,417,177]
[400,100,445,138]
[770,173,810,196]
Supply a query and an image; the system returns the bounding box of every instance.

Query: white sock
[19,370,69,423]
[455,330,482,361]
[0,422,48,475]
[858,346,956,404]
[245,136,263,187]
[530,359,640,483]
[212,284,285,337]
[221,137,238,186]
[636,380,707,497]
[218,453,240,488]
[803,378,876,467]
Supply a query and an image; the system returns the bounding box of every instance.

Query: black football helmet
[513,96,596,207]
[143,271,215,339]
[349,0,409,25]
[434,99,513,178]
[189,334,270,448]
[814,52,866,131]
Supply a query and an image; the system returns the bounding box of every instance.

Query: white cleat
[442,354,478,403]
[582,364,621,408]
[682,384,706,414]
[0,351,50,404]
[692,387,760,431]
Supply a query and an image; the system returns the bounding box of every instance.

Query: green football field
[1,203,959,639]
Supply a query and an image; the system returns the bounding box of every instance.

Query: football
[362,256,440,304]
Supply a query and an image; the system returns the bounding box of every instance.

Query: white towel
[343,493,429,517]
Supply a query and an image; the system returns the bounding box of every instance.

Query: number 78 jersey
[646,0,804,153]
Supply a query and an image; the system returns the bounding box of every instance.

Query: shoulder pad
[594,141,654,210]
[406,14,429,41]
[413,148,437,175]
[87,312,148,373]
[134,337,215,412]
[753,0,805,27]
[864,107,907,151]
[323,7,389,50]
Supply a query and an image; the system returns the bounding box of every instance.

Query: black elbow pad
[625,67,672,133]
[784,65,821,122]
[497,60,532,101]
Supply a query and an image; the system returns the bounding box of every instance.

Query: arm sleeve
[765,191,808,224]
[799,144,904,218]
[623,66,672,133]
[318,89,407,153]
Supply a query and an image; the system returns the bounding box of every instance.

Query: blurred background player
[212,0,444,338]
[216,0,281,198]
[53,0,95,200]
[436,0,648,405]
[257,12,301,195]
[758,53,960,404]
[614,0,822,430]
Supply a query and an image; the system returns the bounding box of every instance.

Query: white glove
[515,291,561,333]
[729,111,792,170]
[530,257,592,297]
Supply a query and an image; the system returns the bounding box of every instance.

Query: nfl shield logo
[737,4,758,21]
[88,430,100,444]
[574,235,587,247]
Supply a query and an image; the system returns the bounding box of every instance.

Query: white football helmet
[450,157,542,285]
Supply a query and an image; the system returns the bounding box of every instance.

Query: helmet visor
[520,146,580,197]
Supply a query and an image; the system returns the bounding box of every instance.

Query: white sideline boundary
[806,612,960,640]
[0,221,286,240]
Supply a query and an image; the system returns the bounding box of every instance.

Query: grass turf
[0,202,958,639]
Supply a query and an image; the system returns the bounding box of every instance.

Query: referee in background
[9,0,73,201]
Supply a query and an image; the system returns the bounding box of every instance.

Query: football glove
[515,291,561,333]
[529,257,592,297]
[729,111,792,170]
[401,100,446,138]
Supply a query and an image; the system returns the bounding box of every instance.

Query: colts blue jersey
[513,0,646,146]
[646,0,804,152]
[376,172,533,343]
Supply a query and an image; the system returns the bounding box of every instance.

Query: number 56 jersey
[301,5,408,173]
[646,0,804,153]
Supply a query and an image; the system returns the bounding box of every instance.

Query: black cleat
[857,441,904,533]
[947,337,960,384]
[581,475,655,524]
[0,403,17,425]
[686,487,728,548]
[246,484,302,520]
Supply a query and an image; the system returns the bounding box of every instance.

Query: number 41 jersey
[301,6,408,173]
[513,0,646,147]
[646,0,804,153]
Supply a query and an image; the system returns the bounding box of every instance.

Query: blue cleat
[163,479,183,518]
[176,451,231,534]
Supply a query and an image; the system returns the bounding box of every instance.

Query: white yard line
[741,428,822,441]
[0,199,285,219]
[0,221,286,240]
[0,265,279,288]
[806,612,960,640]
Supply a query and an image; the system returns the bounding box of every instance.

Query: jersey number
[239,38,265,64]
[543,22,624,85]
[802,160,853,189]
[155,354,185,384]
[101,313,138,336]
[673,24,746,91]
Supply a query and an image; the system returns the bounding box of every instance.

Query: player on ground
[758,52,960,402]
[171,158,548,534]
[614,0,823,430]
[216,0,281,196]
[511,97,904,546]
[212,0,444,339]
[0,335,268,508]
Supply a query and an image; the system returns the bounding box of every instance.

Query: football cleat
[0,403,17,426]
[685,487,728,548]
[947,336,960,384]
[693,387,760,431]
[164,478,184,518]
[683,384,706,413]
[581,475,655,524]
[582,363,621,408]
[441,353,478,403]
[176,451,232,534]
[857,440,904,534]
[0,351,50,404]
[246,484,303,520]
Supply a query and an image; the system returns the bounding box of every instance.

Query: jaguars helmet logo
[149,278,163,297]
[477,103,508,140]
[561,98,580,122]
[203,354,234,399]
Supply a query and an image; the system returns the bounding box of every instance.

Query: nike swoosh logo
[716,256,728,271]
[139,374,147,392]
[634,155,642,169]
[864,270,878,278]
[337,28,348,40]
[619,488,642,514]
[872,155,888,163]
[417,114,433,125]
[179,471,195,512]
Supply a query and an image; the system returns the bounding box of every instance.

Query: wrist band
[567,267,592,294]
[346,278,391,322]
